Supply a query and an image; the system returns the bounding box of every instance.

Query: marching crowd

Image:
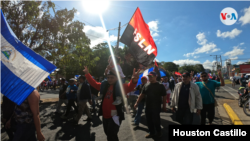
[1,55,226,141]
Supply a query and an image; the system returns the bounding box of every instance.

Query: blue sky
[52,1,250,70]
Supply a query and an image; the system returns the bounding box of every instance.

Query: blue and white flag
[136,67,167,86]
[47,75,52,81]
[1,10,56,105]
[75,75,80,80]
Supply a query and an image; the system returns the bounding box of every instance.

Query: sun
[82,0,110,14]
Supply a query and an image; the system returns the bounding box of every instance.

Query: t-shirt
[240,77,247,87]
[102,85,117,119]
[162,82,171,94]
[141,82,166,110]
[178,83,190,109]
[195,80,221,104]
[136,84,145,103]
[107,64,125,78]
[66,85,78,100]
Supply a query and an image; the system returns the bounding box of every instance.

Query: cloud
[184,32,220,57]
[83,25,117,48]
[223,46,244,59]
[173,59,201,66]
[237,61,245,65]
[239,6,250,26]
[194,56,200,59]
[148,20,159,32]
[240,42,244,45]
[148,20,160,41]
[216,28,242,39]
[203,60,216,70]
[230,57,238,60]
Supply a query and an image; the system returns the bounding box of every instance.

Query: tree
[1,1,90,61]
[194,64,205,73]
[161,62,179,72]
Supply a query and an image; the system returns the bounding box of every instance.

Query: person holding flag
[83,66,140,141]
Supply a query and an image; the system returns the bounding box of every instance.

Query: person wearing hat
[83,66,140,141]
[194,70,224,125]
[132,76,148,127]
[134,71,167,139]
[61,78,78,119]
[55,78,69,114]
[170,71,202,125]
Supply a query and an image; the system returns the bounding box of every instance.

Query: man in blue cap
[134,71,167,139]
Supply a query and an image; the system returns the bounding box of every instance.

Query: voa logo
[220,7,238,25]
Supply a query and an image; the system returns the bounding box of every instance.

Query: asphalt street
[1,96,223,141]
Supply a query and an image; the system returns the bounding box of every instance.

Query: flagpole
[115,22,121,55]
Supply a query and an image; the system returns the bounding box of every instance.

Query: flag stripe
[1,62,35,105]
[1,35,50,88]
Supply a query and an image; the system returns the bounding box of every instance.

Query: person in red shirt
[83,66,140,141]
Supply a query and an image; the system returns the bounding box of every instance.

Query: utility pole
[115,22,121,55]
[220,55,222,70]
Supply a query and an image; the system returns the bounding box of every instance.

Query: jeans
[128,95,137,114]
[65,99,78,116]
[201,103,215,125]
[134,101,144,125]
[145,108,161,135]
[13,122,36,141]
[103,117,122,141]
[92,94,96,110]
[176,107,193,125]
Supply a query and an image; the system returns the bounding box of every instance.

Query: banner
[1,10,57,105]
[120,7,157,66]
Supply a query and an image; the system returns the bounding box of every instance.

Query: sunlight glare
[82,0,110,14]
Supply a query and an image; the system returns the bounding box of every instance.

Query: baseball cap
[69,78,76,81]
[182,72,190,77]
[141,76,147,80]
[107,71,116,76]
[147,71,157,77]
[61,78,66,81]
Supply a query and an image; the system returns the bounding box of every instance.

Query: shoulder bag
[202,82,218,106]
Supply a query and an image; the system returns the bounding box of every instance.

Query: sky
[52,0,250,70]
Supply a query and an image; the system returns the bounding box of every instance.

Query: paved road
[0,89,59,102]
[1,98,223,141]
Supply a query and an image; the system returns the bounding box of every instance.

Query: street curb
[223,103,243,125]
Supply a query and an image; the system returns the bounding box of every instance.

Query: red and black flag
[153,60,161,81]
[120,7,157,66]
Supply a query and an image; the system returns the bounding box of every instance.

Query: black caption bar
[169,125,250,140]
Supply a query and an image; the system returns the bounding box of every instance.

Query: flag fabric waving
[47,76,52,81]
[120,7,157,66]
[175,72,182,76]
[136,67,167,86]
[1,10,57,105]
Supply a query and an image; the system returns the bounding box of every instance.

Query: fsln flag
[1,10,57,105]
[120,7,157,66]
[137,67,167,86]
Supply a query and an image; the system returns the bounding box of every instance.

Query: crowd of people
[2,55,227,141]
